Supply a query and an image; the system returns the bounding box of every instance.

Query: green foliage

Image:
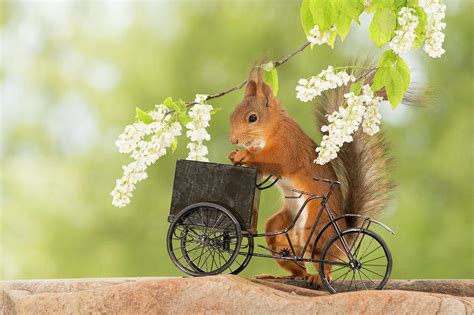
[171,137,178,153]
[350,80,363,95]
[369,8,397,47]
[300,0,314,35]
[369,0,406,12]
[302,0,364,46]
[261,62,279,96]
[373,50,410,108]
[300,0,437,110]
[163,97,180,112]
[412,6,427,48]
[135,107,154,124]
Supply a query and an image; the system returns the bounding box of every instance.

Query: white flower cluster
[422,0,446,58]
[389,7,419,55]
[111,105,182,207]
[186,94,212,162]
[306,25,330,45]
[315,85,383,165]
[296,66,355,102]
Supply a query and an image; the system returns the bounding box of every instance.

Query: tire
[228,233,254,275]
[318,228,392,294]
[167,202,242,276]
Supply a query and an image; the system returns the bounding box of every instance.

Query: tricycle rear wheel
[167,202,242,276]
[318,228,392,294]
[227,233,254,275]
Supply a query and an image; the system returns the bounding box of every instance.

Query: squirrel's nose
[231,136,239,144]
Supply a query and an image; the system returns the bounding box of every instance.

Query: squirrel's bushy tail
[315,68,395,227]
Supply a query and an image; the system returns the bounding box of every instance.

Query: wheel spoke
[359,269,378,287]
[347,271,356,292]
[332,268,351,282]
[196,245,206,268]
[324,250,346,263]
[197,246,213,270]
[326,265,347,275]
[335,269,351,292]
[361,254,386,264]
[168,205,243,276]
[361,266,385,278]
[332,242,347,257]
[209,248,217,271]
[353,232,370,258]
[357,270,369,290]
[359,245,382,261]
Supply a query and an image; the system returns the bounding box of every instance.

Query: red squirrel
[228,68,393,285]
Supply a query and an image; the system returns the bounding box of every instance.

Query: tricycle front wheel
[167,202,242,276]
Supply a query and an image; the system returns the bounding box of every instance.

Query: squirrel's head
[230,67,282,152]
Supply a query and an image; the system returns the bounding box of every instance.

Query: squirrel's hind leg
[254,208,308,279]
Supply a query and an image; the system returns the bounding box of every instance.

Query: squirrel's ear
[261,82,273,98]
[245,80,258,97]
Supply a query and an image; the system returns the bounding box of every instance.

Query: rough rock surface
[0,276,472,314]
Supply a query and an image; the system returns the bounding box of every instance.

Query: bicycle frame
[248,176,356,268]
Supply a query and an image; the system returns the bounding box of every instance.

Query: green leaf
[350,81,363,95]
[310,0,337,30]
[335,16,352,40]
[386,67,404,107]
[308,0,364,43]
[405,0,419,7]
[163,97,180,112]
[178,112,192,126]
[369,0,406,12]
[300,0,314,36]
[372,50,410,108]
[369,8,397,47]
[211,107,222,115]
[262,62,279,96]
[171,137,178,153]
[326,29,338,48]
[339,0,365,23]
[176,99,188,111]
[412,6,427,49]
[135,107,155,124]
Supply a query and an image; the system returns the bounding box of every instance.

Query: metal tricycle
[167,160,393,293]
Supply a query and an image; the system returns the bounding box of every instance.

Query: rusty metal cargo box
[168,159,260,232]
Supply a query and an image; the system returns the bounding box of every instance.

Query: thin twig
[273,41,311,67]
[182,41,311,109]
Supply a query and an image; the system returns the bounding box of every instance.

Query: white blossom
[422,0,446,58]
[360,85,383,135]
[306,24,330,45]
[186,94,212,162]
[315,85,383,165]
[296,66,356,102]
[111,105,182,207]
[187,142,209,162]
[389,7,419,55]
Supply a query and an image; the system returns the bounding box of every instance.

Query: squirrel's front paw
[228,150,249,165]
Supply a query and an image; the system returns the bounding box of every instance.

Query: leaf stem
[333,65,370,71]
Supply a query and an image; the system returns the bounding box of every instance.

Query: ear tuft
[245,80,257,97]
[245,65,275,99]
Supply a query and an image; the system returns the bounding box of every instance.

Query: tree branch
[183,41,311,108]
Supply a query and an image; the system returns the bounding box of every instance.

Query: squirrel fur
[228,67,393,285]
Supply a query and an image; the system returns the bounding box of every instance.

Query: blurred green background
[1,0,472,280]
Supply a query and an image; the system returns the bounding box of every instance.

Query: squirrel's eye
[248,114,258,123]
